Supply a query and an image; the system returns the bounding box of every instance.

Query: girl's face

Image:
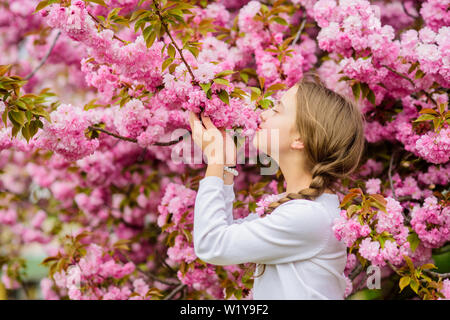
[252,84,303,157]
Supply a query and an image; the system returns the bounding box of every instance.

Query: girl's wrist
[223,170,234,185]
[205,163,224,179]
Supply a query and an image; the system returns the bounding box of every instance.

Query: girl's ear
[290,138,304,150]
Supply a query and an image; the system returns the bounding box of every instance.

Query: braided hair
[251,73,366,279]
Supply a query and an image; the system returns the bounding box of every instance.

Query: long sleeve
[223,182,259,224]
[193,176,331,266]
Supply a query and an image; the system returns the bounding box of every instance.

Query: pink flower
[359,238,380,261]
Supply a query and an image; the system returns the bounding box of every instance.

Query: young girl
[188,75,366,299]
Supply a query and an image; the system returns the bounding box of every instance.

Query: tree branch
[153,1,199,86]
[163,283,186,300]
[87,11,127,44]
[292,11,307,46]
[423,269,450,280]
[24,30,61,80]
[120,250,180,286]
[388,149,398,201]
[401,1,419,19]
[87,125,191,146]
[349,264,364,281]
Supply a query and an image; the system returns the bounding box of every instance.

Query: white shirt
[193,175,348,300]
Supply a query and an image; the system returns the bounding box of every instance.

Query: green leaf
[240,72,249,83]
[413,114,435,122]
[410,279,419,294]
[360,82,370,99]
[415,69,425,79]
[403,255,415,273]
[259,99,272,109]
[167,44,176,58]
[129,9,149,22]
[9,110,25,126]
[338,76,351,82]
[34,0,51,13]
[186,45,199,58]
[21,124,30,142]
[266,83,287,92]
[215,70,235,78]
[11,124,20,138]
[367,89,376,106]
[2,109,7,127]
[88,0,107,6]
[399,276,410,292]
[420,263,437,270]
[408,62,419,74]
[272,16,288,25]
[162,58,174,71]
[213,78,230,86]
[25,110,32,122]
[143,27,157,48]
[168,62,179,74]
[29,120,39,138]
[352,82,361,101]
[218,90,229,105]
[199,82,211,95]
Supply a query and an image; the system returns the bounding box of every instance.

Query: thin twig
[87,11,127,44]
[382,64,415,88]
[388,150,397,201]
[24,30,61,80]
[153,1,199,86]
[401,1,418,19]
[88,126,137,143]
[163,283,186,300]
[292,11,307,46]
[121,250,180,286]
[88,126,191,146]
[386,261,402,277]
[349,264,363,281]
[423,269,450,280]
[355,270,370,292]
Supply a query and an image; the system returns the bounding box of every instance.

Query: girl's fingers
[189,111,207,148]
[189,111,204,132]
[200,113,216,130]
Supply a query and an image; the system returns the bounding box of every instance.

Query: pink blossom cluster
[365,178,382,194]
[33,104,100,161]
[417,163,450,187]
[410,196,450,248]
[400,26,450,88]
[415,126,450,164]
[40,1,165,95]
[157,182,253,299]
[314,0,398,63]
[420,0,450,32]
[254,193,284,216]
[0,0,449,301]
[48,243,140,300]
[112,99,167,147]
[440,279,450,300]
[375,0,416,32]
[333,197,412,267]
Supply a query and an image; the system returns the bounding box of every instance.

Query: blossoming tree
[0,0,449,300]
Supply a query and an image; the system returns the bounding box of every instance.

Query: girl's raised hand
[188,111,223,165]
[188,111,236,166]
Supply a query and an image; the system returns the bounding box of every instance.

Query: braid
[252,163,333,278]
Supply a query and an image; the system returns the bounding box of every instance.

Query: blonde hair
[252,73,366,278]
